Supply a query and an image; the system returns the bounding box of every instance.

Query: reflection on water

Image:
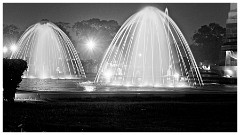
[19,79,84,92]
[15,93,42,101]
[78,81,96,92]
[19,79,192,92]
[83,86,96,92]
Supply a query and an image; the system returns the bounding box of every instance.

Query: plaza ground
[3,84,237,132]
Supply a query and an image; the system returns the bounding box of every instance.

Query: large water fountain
[94,6,203,87]
[11,20,86,79]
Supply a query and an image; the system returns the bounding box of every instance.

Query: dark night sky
[3,3,229,43]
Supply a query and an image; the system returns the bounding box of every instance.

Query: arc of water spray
[95,6,203,87]
[11,21,86,79]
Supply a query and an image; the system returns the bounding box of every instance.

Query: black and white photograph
[2,1,237,132]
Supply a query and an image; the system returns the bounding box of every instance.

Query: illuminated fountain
[95,6,203,87]
[11,20,86,79]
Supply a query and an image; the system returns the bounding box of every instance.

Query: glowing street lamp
[174,73,180,79]
[86,39,96,60]
[10,44,17,53]
[86,40,95,51]
[103,69,113,82]
[173,72,180,84]
[3,46,8,53]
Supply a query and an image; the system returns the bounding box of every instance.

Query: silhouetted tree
[55,21,72,40]
[191,23,225,64]
[3,24,21,45]
[81,59,98,73]
[73,18,120,38]
[3,24,22,58]
[3,59,28,103]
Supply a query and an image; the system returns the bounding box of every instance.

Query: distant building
[219,3,237,77]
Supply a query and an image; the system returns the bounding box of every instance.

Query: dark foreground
[3,88,237,132]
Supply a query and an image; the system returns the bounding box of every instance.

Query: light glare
[3,46,8,53]
[10,44,17,52]
[103,69,113,82]
[87,40,95,50]
[174,73,180,79]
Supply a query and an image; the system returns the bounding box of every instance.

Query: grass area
[3,96,237,132]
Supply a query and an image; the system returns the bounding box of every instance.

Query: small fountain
[11,19,86,79]
[95,6,203,87]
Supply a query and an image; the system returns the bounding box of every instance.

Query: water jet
[95,6,203,87]
[11,20,86,79]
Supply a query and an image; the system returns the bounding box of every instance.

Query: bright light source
[224,69,233,77]
[202,65,210,70]
[40,74,47,79]
[3,46,8,53]
[225,75,231,78]
[154,84,161,87]
[175,82,188,88]
[28,76,36,79]
[112,83,121,86]
[83,86,95,92]
[10,44,17,52]
[103,69,113,82]
[86,40,95,51]
[124,82,132,87]
[174,73,180,79]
